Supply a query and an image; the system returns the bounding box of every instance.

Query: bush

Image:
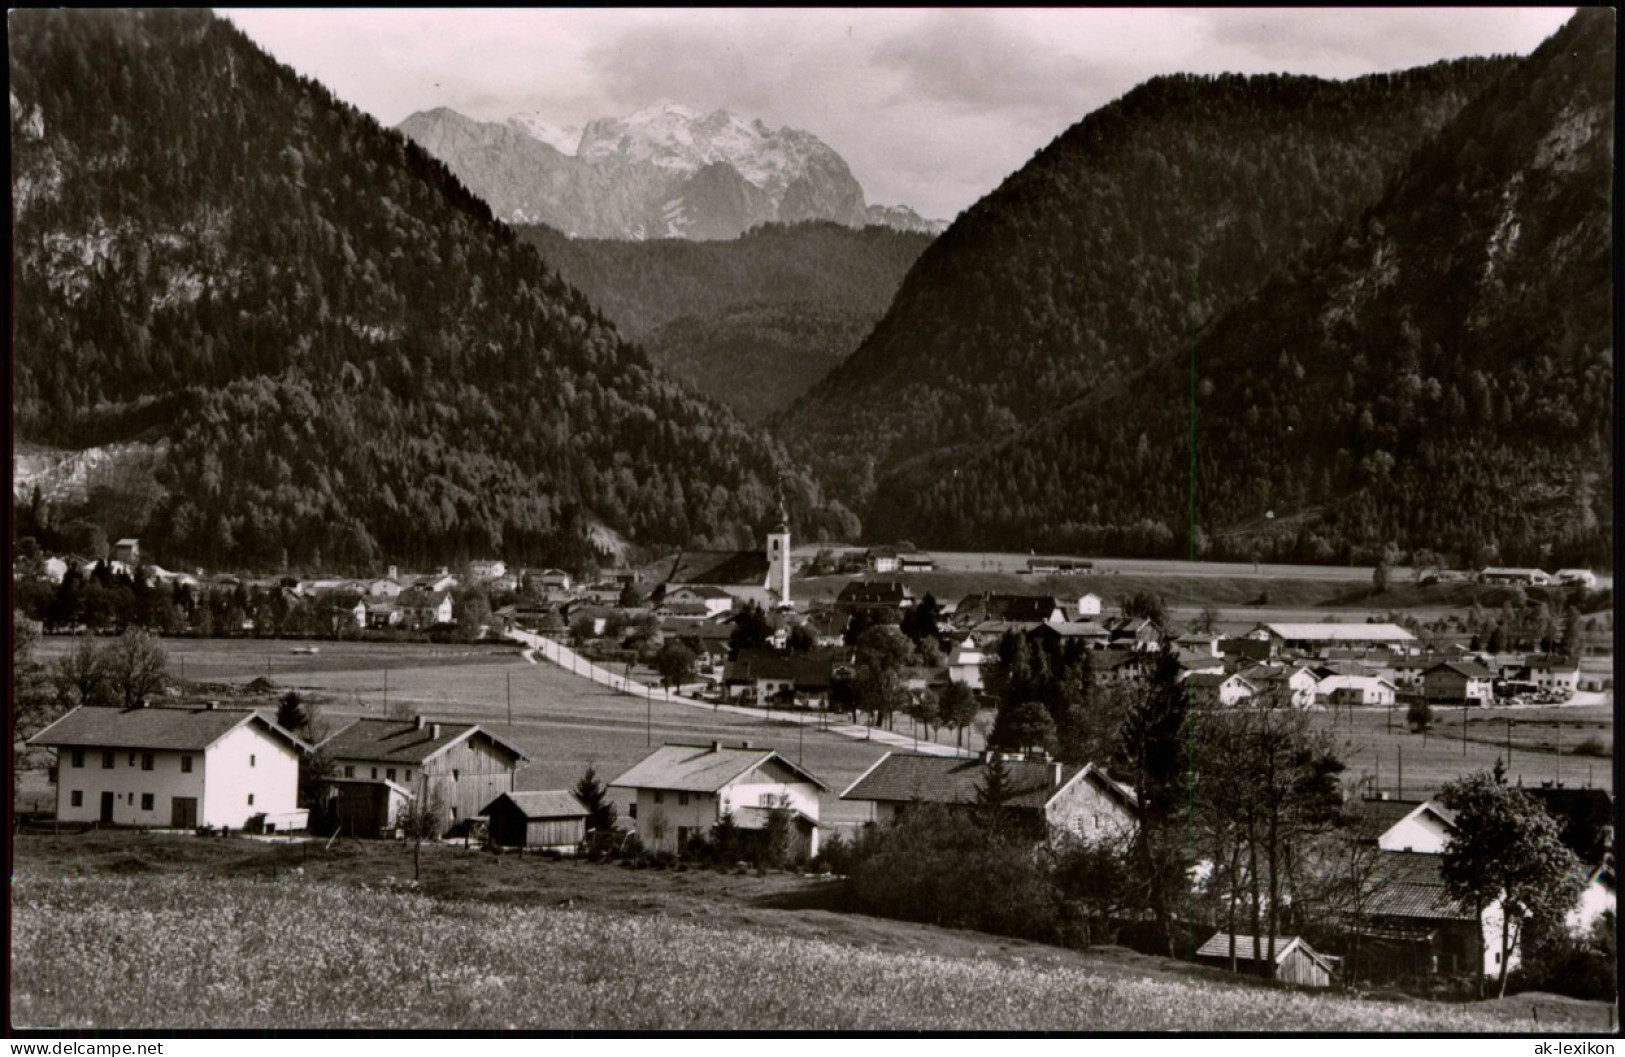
[1570,736,1609,757]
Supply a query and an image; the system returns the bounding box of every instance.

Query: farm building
[315,777,415,839]
[1554,568,1597,588]
[113,538,140,564]
[1315,674,1398,708]
[319,716,529,836]
[480,791,590,851]
[836,580,913,611]
[1350,850,1517,980]
[611,742,828,858]
[897,552,936,573]
[1195,933,1336,988]
[1421,661,1495,706]
[31,705,308,830]
[1254,623,1417,656]
[840,752,1137,843]
[946,636,986,689]
[723,648,848,708]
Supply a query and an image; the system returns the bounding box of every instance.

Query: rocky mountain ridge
[398,102,946,239]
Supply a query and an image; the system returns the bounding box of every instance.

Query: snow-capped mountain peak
[506,112,582,156]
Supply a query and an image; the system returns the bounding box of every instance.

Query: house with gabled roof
[1422,660,1494,706]
[319,716,529,835]
[30,705,309,830]
[840,752,1136,843]
[1353,850,1517,979]
[396,588,453,628]
[1349,797,1457,854]
[836,580,912,611]
[1182,671,1257,707]
[1196,932,1336,988]
[611,741,829,858]
[479,790,591,851]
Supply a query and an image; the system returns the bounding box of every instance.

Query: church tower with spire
[764,479,792,606]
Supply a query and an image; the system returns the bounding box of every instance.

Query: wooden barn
[480,791,590,851]
[315,777,415,839]
[1195,932,1337,989]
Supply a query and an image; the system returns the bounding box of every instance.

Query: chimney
[388,565,398,581]
[711,741,722,753]
[431,723,442,740]
[1053,761,1063,787]
[414,715,425,730]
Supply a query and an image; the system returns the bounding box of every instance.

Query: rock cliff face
[398,102,931,239]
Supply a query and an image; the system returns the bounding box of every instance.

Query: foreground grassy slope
[10,875,1601,1031]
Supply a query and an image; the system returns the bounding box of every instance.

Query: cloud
[870,11,1103,115]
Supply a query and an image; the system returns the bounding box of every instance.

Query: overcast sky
[222,8,1574,221]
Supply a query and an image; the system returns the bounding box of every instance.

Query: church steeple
[765,476,792,606]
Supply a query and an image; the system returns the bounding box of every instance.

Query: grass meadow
[12,873,1611,1032]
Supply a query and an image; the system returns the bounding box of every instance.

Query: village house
[468,559,507,581]
[534,568,573,593]
[1195,933,1337,989]
[945,636,986,689]
[1421,660,1495,706]
[840,752,1137,843]
[1026,557,1093,576]
[897,552,936,573]
[396,588,454,628]
[865,546,902,573]
[31,705,308,830]
[611,742,828,858]
[836,580,913,611]
[662,584,736,617]
[724,648,848,709]
[1106,616,1162,651]
[1315,673,1399,708]
[1182,671,1258,707]
[1249,665,1321,708]
[1516,655,1580,696]
[1351,797,1458,854]
[1074,592,1104,617]
[319,716,529,835]
[113,538,140,565]
[1029,620,1112,651]
[1554,568,1597,588]
[479,791,591,852]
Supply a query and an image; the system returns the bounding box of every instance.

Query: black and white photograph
[9,6,1617,1037]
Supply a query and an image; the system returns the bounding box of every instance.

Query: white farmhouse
[31,705,308,829]
[611,742,828,859]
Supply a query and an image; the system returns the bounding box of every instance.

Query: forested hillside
[517,222,931,420]
[783,57,1515,507]
[866,10,1613,568]
[10,10,856,572]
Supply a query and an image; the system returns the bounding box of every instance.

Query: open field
[792,547,1614,591]
[1306,702,1614,799]
[10,836,1615,1032]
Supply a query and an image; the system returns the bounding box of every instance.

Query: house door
[99,791,115,823]
[171,796,198,828]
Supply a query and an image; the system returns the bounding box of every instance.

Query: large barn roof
[1263,623,1416,642]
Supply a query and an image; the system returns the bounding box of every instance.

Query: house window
[71,749,85,768]
[70,790,83,807]
[248,793,255,806]
[653,790,664,804]
[141,793,154,811]
[387,769,396,782]
[250,754,256,767]
[453,769,460,782]
[678,791,690,806]
[628,803,637,819]
[372,767,379,780]
[141,753,154,771]
[402,769,411,782]
[344,766,355,778]
[181,756,193,773]
[128,793,135,804]
[129,753,137,767]
[759,793,776,806]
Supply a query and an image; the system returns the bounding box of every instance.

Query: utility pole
[506,670,512,725]
[1462,701,1468,756]
[1397,743,1403,801]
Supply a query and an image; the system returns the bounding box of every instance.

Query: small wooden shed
[480,791,590,851]
[1195,932,1337,989]
[316,777,414,839]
